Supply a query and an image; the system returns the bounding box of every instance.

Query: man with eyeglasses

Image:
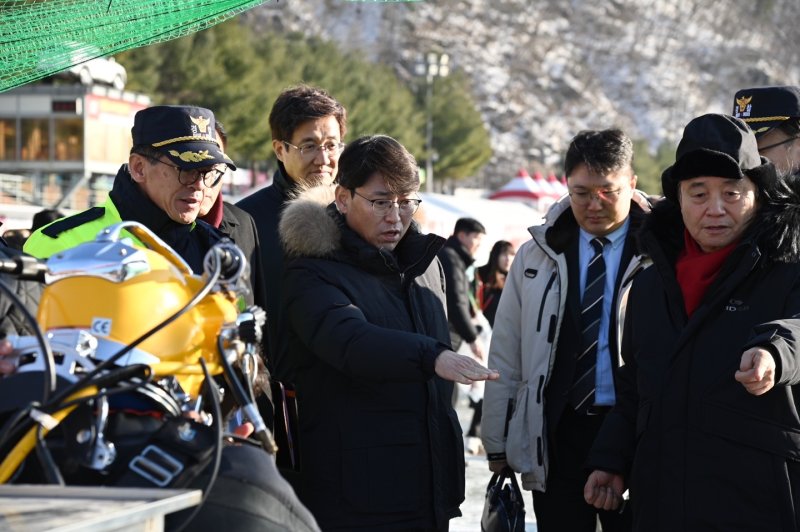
[237,85,346,366]
[483,129,652,532]
[732,85,800,179]
[277,134,499,530]
[24,105,234,274]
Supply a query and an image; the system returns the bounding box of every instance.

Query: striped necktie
[569,237,609,413]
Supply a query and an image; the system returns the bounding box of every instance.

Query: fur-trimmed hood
[279,184,340,259]
[641,177,800,265]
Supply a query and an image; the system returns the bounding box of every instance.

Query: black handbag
[481,466,526,532]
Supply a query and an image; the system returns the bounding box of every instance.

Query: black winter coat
[475,265,505,327]
[236,165,294,362]
[278,187,464,531]
[588,189,800,531]
[218,201,267,312]
[438,236,478,350]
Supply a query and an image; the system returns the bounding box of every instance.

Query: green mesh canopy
[0,0,269,92]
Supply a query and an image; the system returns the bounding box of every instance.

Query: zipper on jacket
[621,265,643,288]
[547,315,557,343]
[536,436,543,465]
[536,375,545,404]
[537,271,557,331]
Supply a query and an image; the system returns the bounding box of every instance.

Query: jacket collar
[110,164,195,239]
[444,235,475,267]
[539,191,652,255]
[272,162,296,201]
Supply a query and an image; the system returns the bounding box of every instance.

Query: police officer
[24,105,234,274]
[732,85,800,179]
[15,105,320,531]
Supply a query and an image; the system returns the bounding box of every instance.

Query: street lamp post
[416,52,449,193]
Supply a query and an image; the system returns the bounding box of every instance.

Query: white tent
[488,169,542,203]
[489,169,567,213]
[547,173,569,197]
[416,192,543,264]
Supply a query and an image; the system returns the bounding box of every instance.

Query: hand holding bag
[481,466,526,532]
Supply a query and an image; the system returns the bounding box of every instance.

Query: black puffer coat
[278,186,464,531]
[437,236,478,350]
[588,180,800,531]
[236,164,294,361]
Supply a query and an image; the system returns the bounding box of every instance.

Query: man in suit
[482,129,651,532]
[236,85,346,366]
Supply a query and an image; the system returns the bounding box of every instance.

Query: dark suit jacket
[544,207,643,439]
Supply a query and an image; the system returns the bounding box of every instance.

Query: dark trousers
[532,407,630,532]
[467,398,482,437]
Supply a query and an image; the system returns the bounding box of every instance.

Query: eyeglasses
[353,190,422,216]
[283,140,345,159]
[150,158,226,188]
[759,135,800,152]
[568,187,623,207]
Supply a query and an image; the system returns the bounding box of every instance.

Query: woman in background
[475,240,516,327]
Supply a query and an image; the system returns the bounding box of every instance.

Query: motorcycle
[0,221,276,528]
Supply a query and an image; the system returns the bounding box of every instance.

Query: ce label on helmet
[91,318,112,337]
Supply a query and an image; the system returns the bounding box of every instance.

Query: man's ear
[273,139,287,163]
[334,185,349,214]
[128,154,148,184]
[630,173,638,189]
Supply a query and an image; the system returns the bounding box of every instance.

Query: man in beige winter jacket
[482,129,651,532]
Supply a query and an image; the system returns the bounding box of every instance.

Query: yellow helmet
[35,222,241,397]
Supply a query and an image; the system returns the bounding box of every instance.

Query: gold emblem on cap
[735,95,752,114]
[168,149,214,163]
[190,115,211,133]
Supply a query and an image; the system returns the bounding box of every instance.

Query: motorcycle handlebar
[0,254,48,282]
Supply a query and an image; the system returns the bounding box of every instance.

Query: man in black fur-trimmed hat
[733,85,800,177]
[585,113,800,529]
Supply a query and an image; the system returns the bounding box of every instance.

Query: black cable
[48,372,154,413]
[0,278,56,404]
[0,367,152,480]
[0,402,38,454]
[0,365,150,454]
[171,357,223,532]
[35,423,64,485]
[215,335,270,450]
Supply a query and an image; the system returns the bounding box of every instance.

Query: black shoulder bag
[481,466,526,532]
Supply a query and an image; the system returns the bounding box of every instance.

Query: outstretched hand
[434,350,499,384]
[735,347,775,396]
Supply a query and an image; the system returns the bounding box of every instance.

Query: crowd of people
[0,82,799,532]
